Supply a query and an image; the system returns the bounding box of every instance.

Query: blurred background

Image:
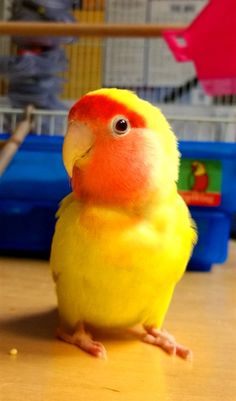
[1,0,236,137]
[0,0,236,271]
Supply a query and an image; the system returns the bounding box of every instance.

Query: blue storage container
[0,134,235,270]
[0,200,57,253]
[188,209,231,271]
[0,134,70,254]
[0,135,69,204]
[231,214,236,238]
[179,141,236,213]
[178,141,236,271]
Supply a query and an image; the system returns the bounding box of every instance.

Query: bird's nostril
[80,146,93,159]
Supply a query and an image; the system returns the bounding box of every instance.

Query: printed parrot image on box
[178,159,222,206]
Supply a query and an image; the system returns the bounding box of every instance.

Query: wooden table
[1,242,236,401]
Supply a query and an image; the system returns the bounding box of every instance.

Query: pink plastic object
[163,0,236,95]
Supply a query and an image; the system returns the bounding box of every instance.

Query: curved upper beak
[62,121,94,177]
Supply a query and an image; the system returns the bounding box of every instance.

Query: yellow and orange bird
[50,88,197,359]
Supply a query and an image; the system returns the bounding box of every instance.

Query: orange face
[63,93,165,207]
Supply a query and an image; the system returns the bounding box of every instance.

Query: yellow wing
[51,193,79,283]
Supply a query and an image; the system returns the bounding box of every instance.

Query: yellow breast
[50,194,195,330]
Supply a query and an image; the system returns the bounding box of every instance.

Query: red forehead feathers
[69,94,146,129]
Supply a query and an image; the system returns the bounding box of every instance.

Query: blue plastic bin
[0,135,69,204]
[0,134,235,270]
[179,141,236,213]
[188,209,231,271]
[0,200,57,253]
[0,135,70,254]
[179,141,236,271]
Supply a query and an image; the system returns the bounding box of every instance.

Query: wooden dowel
[0,105,34,178]
[0,22,184,38]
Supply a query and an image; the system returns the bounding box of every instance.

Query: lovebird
[50,88,197,359]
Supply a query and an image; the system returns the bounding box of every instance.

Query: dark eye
[112,116,130,136]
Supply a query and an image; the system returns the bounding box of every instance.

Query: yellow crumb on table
[9,348,18,356]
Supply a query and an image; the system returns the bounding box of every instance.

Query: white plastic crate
[0,105,236,142]
[0,107,68,136]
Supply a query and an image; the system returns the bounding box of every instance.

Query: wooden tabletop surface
[1,242,236,401]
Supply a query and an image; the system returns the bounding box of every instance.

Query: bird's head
[63,88,179,208]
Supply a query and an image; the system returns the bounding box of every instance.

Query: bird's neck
[72,179,178,220]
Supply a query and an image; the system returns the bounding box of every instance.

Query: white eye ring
[111,115,130,136]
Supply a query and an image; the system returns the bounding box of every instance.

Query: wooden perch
[0,21,184,38]
[0,105,34,177]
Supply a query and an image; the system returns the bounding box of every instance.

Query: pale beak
[62,121,94,177]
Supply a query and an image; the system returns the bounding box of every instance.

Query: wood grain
[1,242,236,401]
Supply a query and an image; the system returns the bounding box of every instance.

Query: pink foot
[57,324,107,359]
[143,326,192,360]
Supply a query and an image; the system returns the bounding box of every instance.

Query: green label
[178,159,222,206]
